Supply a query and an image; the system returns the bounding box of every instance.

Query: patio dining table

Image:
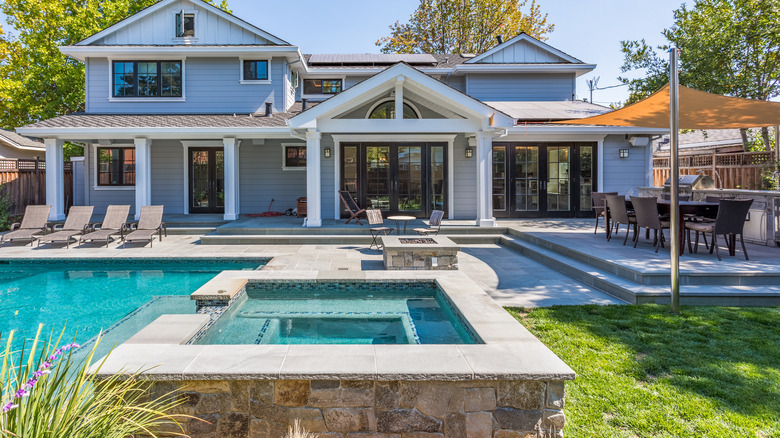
[607,198,719,255]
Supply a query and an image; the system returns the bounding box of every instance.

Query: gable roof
[76,0,289,46]
[290,62,515,129]
[0,129,45,151]
[466,33,583,64]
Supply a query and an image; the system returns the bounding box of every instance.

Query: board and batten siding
[452,134,477,219]
[465,73,575,102]
[476,39,568,64]
[239,139,307,214]
[91,0,272,45]
[87,57,284,114]
[85,144,135,215]
[601,134,651,195]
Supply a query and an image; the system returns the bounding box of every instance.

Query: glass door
[189,148,224,214]
[365,146,391,211]
[545,146,572,215]
[395,146,423,215]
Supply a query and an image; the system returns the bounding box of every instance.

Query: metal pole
[669,48,681,313]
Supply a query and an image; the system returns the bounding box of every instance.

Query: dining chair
[605,195,637,245]
[630,196,670,252]
[685,199,753,260]
[591,192,617,234]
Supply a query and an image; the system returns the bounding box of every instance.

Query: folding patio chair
[338,190,366,225]
[367,209,393,250]
[0,205,50,247]
[414,210,444,236]
[78,205,131,247]
[36,206,94,248]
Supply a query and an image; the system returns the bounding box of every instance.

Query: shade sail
[553,84,780,129]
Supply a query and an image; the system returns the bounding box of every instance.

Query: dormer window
[175,12,195,37]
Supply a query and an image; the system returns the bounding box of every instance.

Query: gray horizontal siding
[239,139,307,214]
[452,135,476,219]
[466,73,575,101]
[87,57,284,114]
[442,75,466,93]
[320,135,335,219]
[601,135,650,195]
[151,140,185,213]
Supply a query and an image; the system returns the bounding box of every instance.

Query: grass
[507,305,780,438]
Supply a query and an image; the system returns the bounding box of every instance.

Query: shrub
[0,186,12,231]
[1,325,191,437]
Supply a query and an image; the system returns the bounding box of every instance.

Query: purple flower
[14,388,29,398]
[41,361,52,369]
[47,354,58,362]
[32,369,50,378]
[2,402,17,412]
[25,378,38,389]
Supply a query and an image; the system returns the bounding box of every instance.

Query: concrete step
[199,233,501,245]
[214,226,509,236]
[166,227,217,235]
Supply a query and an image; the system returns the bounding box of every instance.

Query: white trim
[223,137,240,220]
[45,139,66,221]
[173,8,199,40]
[447,138,454,219]
[364,98,422,120]
[181,140,223,147]
[331,134,457,143]
[333,141,340,220]
[0,137,45,152]
[281,143,307,171]
[133,138,151,220]
[90,143,136,191]
[239,57,272,84]
[597,139,604,192]
[107,58,186,101]
[466,33,584,64]
[182,143,189,214]
[76,0,289,46]
[304,64,596,76]
[62,46,303,63]
[305,130,322,227]
[108,97,186,102]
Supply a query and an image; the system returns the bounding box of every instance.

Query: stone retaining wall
[150,378,565,437]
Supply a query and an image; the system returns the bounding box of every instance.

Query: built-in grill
[663,174,716,196]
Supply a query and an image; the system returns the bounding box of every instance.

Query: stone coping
[190,278,248,301]
[125,314,210,345]
[93,270,576,382]
[381,235,459,251]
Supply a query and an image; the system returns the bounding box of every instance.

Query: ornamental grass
[1,324,193,437]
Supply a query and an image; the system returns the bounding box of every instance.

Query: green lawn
[507,305,780,438]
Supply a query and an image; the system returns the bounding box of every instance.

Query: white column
[395,76,405,120]
[134,137,151,220]
[305,130,322,227]
[475,132,496,227]
[44,138,65,220]
[223,137,240,220]
[597,138,605,191]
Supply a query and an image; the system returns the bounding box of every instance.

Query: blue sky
[230,0,685,106]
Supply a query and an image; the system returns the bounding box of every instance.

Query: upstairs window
[242,60,269,81]
[97,147,135,186]
[175,12,195,37]
[368,100,420,119]
[112,61,182,98]
[303,79,342,95]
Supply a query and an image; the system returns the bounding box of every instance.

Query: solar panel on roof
[308,54,437,65]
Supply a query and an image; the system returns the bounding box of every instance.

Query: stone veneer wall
[150,378,565,437]
[383,250,459,270]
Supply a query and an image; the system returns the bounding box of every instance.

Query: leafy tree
[618,0,780,150]
[0,0,229,133]
[377,0,554,54]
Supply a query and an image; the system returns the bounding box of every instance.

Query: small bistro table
[387,215,416,235]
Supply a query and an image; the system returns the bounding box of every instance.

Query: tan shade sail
[554,84,780,129]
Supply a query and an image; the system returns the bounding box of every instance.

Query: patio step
[505,228,780,287]
[199,233,502,245]
[214,226,508,236]
[499,234,780,306]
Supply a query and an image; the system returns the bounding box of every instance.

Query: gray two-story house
[17,0,665,225]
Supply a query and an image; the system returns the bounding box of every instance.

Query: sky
[226,0,686,106]
[1,0,684,106]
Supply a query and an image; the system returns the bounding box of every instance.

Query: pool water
[0,258,265,356]
[196,282,478,345]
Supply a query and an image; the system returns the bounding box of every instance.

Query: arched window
[368,100,420,119]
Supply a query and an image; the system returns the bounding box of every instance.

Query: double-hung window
[242,60,269,82]
[112,61,183,98]
[303,79,342,95]
[97,147,135,186]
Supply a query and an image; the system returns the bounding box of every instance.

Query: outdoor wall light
[465,146,474,158]
[619,149,629,159]
[324,148,332,158]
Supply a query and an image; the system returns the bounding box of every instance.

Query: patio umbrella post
[669,48,681,313]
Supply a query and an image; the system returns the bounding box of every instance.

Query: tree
[0,0,230,134]
[618,0,780,150]
[376,0,554,54]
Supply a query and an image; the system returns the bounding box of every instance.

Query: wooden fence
[0,159,73,215]
[653,150,777,189]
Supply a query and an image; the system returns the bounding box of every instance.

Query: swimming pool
[195,281,478,345]
[0,258,266,354]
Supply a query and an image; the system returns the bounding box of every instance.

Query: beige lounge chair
[78,205,131,247]
[37,206,94,248]
[0,205,51,247]
[122,206,166,248]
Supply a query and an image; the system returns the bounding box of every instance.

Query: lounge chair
[122,206,167,248]
[414,210,444,236]
[367,209,393,250]
[36,206,94,248]
[338,190,366,225]
[0,205,51,247]
[78,205,131,247]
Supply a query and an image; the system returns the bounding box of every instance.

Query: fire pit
[381,235,459,270]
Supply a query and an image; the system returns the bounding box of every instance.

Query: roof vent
[301,98,308,111]
[265,102,273,117]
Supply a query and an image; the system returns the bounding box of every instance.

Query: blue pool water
[0,258,266,356]
[196,282,478,345]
